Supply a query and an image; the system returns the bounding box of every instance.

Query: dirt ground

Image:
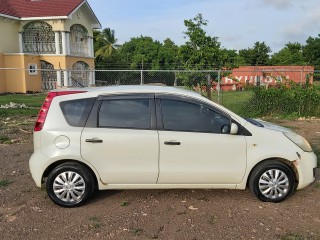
[0,117,319,240]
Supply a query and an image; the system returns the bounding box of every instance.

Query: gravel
[0,118,319,240]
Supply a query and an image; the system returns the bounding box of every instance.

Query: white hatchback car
[29,86,317,207]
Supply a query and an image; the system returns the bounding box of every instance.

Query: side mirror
[230,123,238,135]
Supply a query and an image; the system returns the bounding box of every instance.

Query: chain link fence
[1,68,319,117]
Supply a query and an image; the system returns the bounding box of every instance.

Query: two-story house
[0,0,101,93]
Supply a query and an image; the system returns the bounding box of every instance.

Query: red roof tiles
[0,0,84,18]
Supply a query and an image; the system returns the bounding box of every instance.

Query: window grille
[71,61,90,87]
[22,21,55,54]
[70,24,89,56]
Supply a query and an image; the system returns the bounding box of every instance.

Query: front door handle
[85,138,103,143]
[164,141,181,146]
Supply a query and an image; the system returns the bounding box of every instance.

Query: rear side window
[60,98,95,127]
[98,99,150,129]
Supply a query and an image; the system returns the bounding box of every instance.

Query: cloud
[261,0,293,10]
[280,6,320,48]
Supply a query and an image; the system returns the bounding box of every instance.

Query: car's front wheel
[46,163,94,207]
[249,161,297,202]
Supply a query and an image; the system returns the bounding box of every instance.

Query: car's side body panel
[81,128,159,184]
[157,131,247,184]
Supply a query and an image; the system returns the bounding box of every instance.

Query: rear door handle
[85,138,103,143]
[164,141,181,146]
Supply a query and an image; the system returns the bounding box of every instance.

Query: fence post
[140,69,144,85]
[206,74,212,100]
[174,72,177,86]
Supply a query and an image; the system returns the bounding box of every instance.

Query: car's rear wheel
[249,161,296,202]
[46,163,94,207]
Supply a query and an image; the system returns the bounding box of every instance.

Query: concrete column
[56,71,62,88]
[18,32,23,53]
[66,32,70,55]
[88,37,94,57]
[63,71,69,87]
[62,32,70,55]
[89,70,95,86]
[54,32,60,54]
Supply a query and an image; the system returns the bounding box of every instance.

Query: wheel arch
[246,158,299,188]
[42,160,99,190]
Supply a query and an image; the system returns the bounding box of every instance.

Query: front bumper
[296,151,318,190]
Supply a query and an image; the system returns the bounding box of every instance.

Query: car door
[156,95,247,184]
[81,94,159,184]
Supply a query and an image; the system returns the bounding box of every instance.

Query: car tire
[46,163,95,207]
[249,160,297,203]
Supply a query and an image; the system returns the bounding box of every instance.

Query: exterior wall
[3,54,26,93]
[66,56,94,69]
[0,53,7,92]
[0,18,20,53]
[64,7,94,37]
[1,54,94,93]
[0,4,98,93]
[22,55,42,92]
[19,7,94,37]
[219,66,314,91]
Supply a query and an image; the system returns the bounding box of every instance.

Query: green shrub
[245,82,320,117]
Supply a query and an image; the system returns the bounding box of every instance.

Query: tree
[239,41,271,66]
[179,14,223,70]
[158,38,180,69]
[270,42,304,65]
[119,36,162,70]
[220,49,245,68]
[303,34,320,68]
[94,28,118,61]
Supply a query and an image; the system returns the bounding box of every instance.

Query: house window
[28,64,38,75]
[22,21,55,54]
[70,24,89,56]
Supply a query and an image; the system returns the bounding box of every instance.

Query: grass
[89,216,102,229]
[200,90,254,117]
[0,135,11,144]
[0,179,11,188]
[120,201,129,207]
[131,228,143,236]
[0,93,46,117]
[281,234,305,240]
[213,90,254,116]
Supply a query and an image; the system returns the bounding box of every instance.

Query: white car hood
[251,119,293,133]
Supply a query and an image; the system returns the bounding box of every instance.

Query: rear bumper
[296,151,318,190]
[29,151,50,187]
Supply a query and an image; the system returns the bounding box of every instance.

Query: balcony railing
[70,43,89,57]
[23,42,56,54]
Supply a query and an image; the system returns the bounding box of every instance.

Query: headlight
[283,132,312,152]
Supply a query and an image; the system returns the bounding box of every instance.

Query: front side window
[161,99,230,133]
[99,99,150,129]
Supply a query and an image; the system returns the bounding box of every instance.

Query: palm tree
[94,28,118,60]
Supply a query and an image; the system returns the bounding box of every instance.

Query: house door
[40,61,56,90]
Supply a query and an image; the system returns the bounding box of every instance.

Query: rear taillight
[34,91,87,131]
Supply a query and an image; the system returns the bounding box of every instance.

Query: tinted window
[99,99,150,129]
[161,99,230,133]
[60,98,95,127]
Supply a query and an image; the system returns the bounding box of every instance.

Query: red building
[215,66,314,91]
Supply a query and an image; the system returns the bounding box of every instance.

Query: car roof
[61,85,203,99]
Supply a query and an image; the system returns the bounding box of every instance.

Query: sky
[87,0,320,52]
